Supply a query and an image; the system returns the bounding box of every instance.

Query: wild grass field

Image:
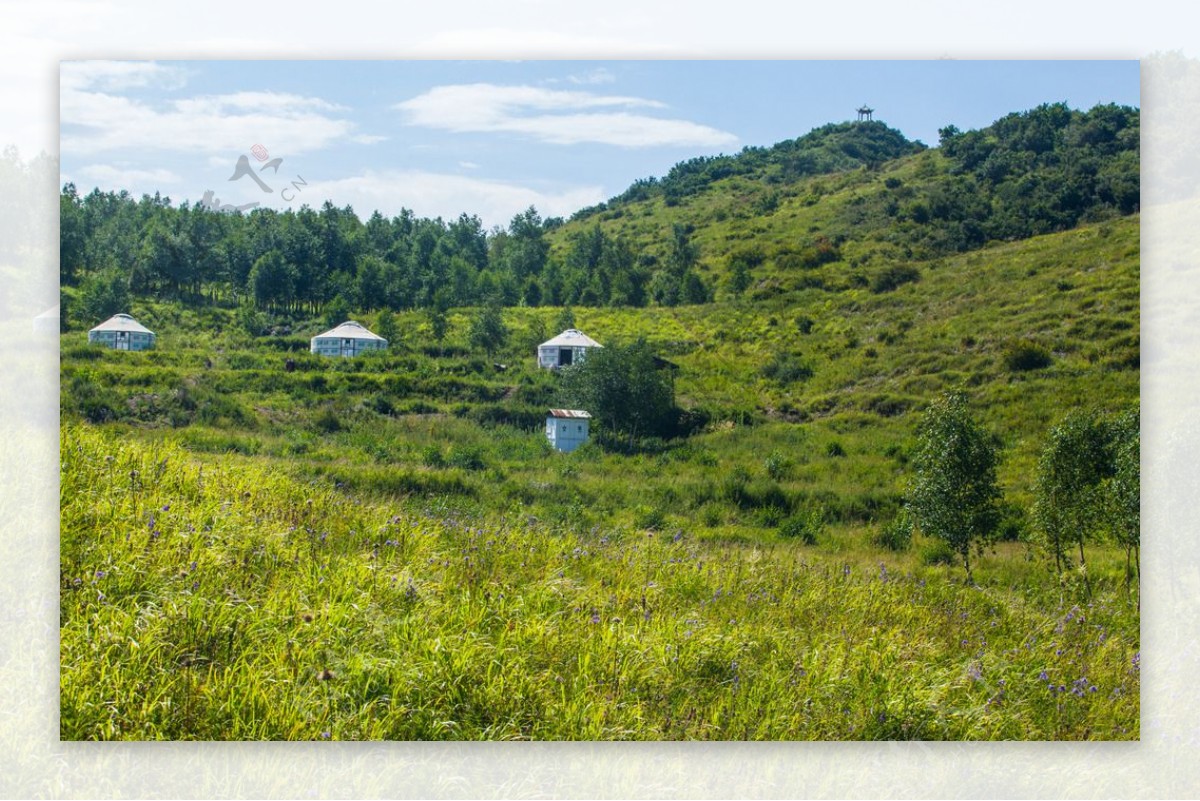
[61,423,1139,740]
[59,211,1140,739]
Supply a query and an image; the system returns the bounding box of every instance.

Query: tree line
[60,187,712,325]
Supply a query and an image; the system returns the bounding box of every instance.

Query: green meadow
[59,107,1140,739]
[59,215,1139,740]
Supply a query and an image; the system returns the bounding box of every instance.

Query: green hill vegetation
[59,102,1140,740]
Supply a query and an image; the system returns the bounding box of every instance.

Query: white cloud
[567,67,616,85]
[302,170,605,229]
[458,160,480,169]
[61,64,359,157]
[172,91,345,115]
[394,83,737,148]
[60,60,188,93]
[350,134,389,145]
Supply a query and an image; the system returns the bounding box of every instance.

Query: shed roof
[539,329,602,349]
[547,409,592,419]
[89,313,154,335]
[312,320,386,341]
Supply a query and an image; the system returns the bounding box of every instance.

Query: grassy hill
[60,213,1138,536]
[58,105,1140,740]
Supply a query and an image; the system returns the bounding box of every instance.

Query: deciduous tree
[907,391,1001,581]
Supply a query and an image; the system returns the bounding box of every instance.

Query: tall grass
[61,424,1139,740]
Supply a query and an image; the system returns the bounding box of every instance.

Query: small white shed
[311,320,388,357]
[538,329,602,369]
[546,409,591,452]
[88,313,155,350]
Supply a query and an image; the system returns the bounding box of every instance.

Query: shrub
[366,394,395,416]
[421,445,446,468]
[779,504,824,545]
[699,502,724,528]
[995,502,1029,542]
[314,408,342,434]
[826,441,846,458]
[873,510,913,552]
[761,352,814,384]
[1003,340,1053,372]
[870,265,921,293]
[920,539,957,566]
[634,506,666,531]
[764,450,792,481]
[447,444,487,471]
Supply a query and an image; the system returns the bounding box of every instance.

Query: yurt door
[116,331,129,350]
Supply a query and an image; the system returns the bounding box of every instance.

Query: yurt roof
[312,320,386,341]
[539,329,602,349]
[89,313,154,335]
[548,409,592,419]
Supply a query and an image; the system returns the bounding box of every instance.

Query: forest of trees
[59,187,704,318]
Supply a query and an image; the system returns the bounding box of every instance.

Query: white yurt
[88,313,155,350]
[537,329,602,369]
[310,320,388,357]
[546,409,591,452]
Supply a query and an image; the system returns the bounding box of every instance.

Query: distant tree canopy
[558,339,677,443]
[61,192,662,315]
[934,102,1140,243]
[575,121,927,217]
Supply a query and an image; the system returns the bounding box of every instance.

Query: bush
[779,505,824,545]
[447,444,487,471]
[634,506,666,531]
[314,408,342,433]
[873,510,913,552]
[421,445,446,468]
[1003,340,1053,371]
[699,502,724,528]
[996,502,1029,542]
[764,450,792,481]
[920,539,957,565]
[870,265,921,293]
[366,394,395,416]
[826,441,846,457]
[761,352,814,384]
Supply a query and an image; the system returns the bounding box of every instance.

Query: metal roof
[538,329,602,349]
[89,313,154,335]
[312,320,387,341]
[547,409,592,419]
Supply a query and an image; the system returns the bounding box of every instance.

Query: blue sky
[60,60,1140,229]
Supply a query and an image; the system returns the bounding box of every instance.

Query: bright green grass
[61,424,1139,740]
[59,209,1140,739]
[58,216,1138,539]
